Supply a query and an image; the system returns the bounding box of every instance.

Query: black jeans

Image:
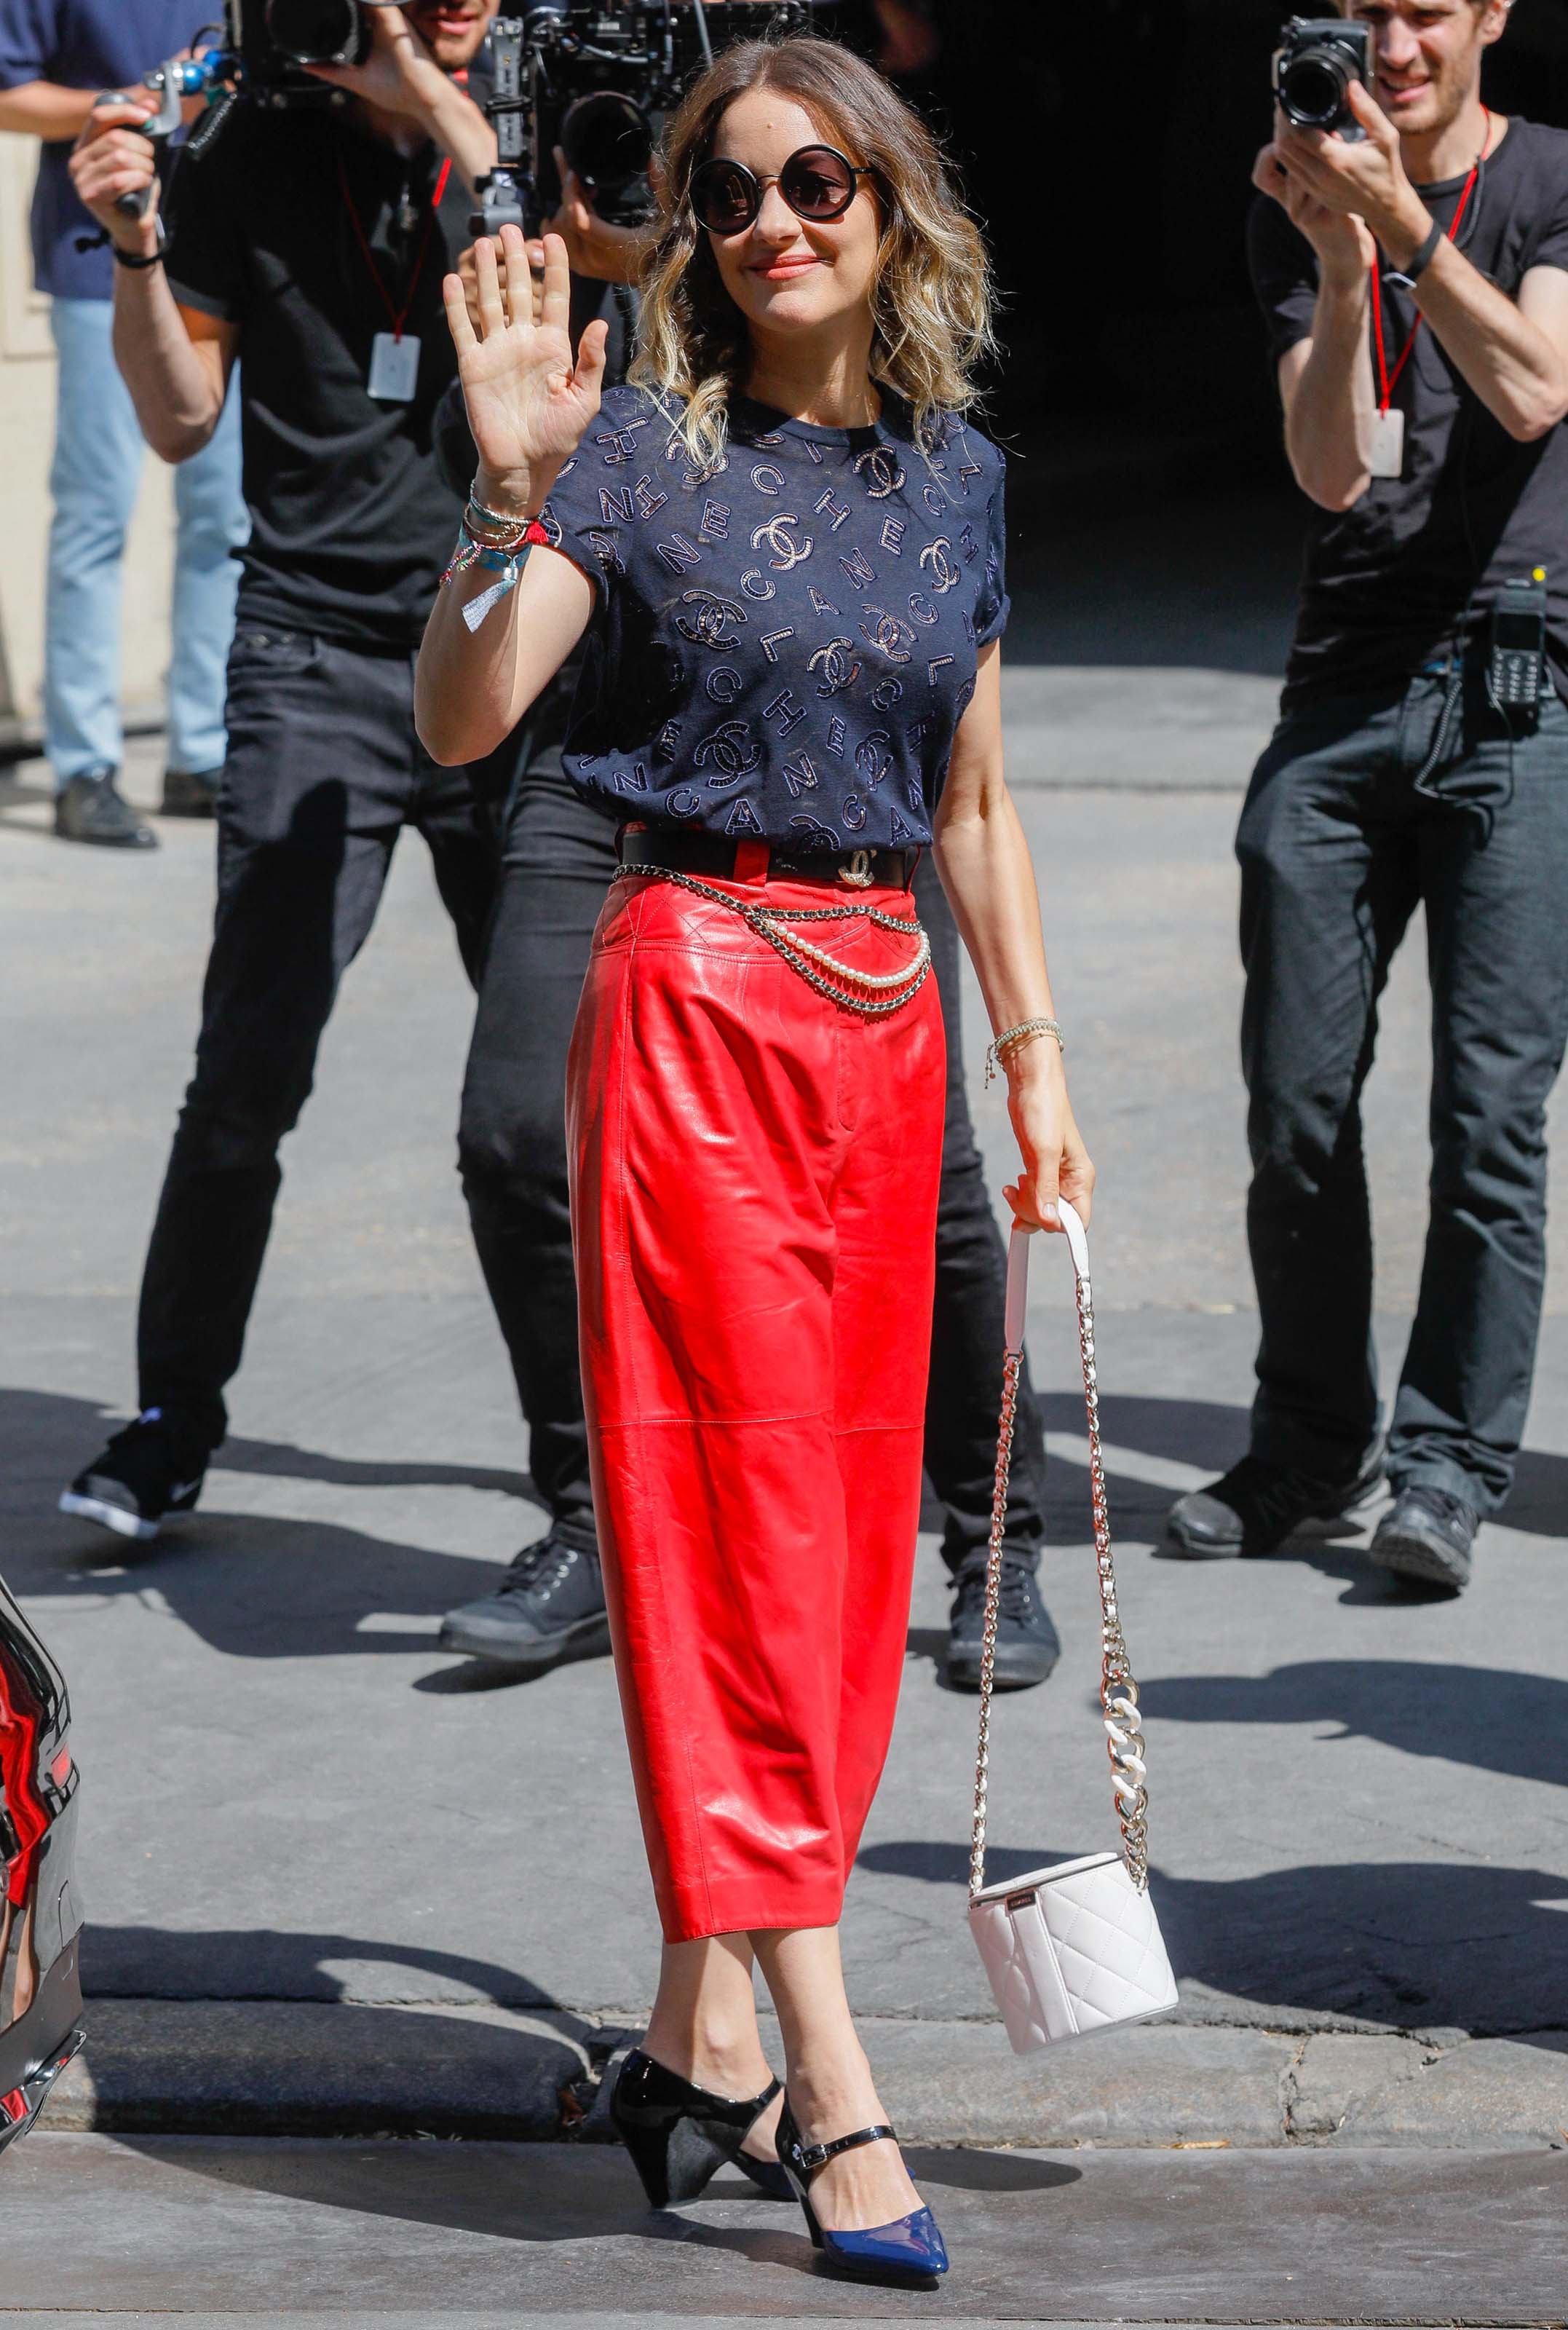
[457,764,1050,1571]
[1237,670,1568,1513]
[138,624,496,1447]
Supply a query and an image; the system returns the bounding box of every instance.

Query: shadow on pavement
[1141,1660,1568,1790]
[857,1841,1568,2040]
[80,1922,561,2007]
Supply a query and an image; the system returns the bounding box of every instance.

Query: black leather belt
[617,825,920,891]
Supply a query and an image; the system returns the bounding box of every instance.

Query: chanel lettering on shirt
[537,385,1009,848]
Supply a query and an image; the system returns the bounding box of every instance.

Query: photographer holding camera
[1168,1,1568,1590]
[55,0,520,1538]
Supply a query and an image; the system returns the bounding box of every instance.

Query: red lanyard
[338,153,452,343]
[1370,111,1488,415]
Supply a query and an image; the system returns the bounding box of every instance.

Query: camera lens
[266,0,361,66]
[1280,52,1348,130]
[560,91,652,195]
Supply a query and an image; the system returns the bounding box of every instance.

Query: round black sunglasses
[689,143,872,237]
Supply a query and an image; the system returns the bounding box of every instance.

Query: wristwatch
[1385,218,1444,293]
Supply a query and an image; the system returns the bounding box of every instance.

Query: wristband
[1385,218,1443,293]
[112,244,162,270]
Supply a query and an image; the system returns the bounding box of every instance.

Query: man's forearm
[0,81,103,141]
[111,268,226,462]
[1287,275,1376,511]
[419,76,495,202]
[1405,234,1568,443]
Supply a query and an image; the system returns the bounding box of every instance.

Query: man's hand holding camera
[1258,77,1434,275]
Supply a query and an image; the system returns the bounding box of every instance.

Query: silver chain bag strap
[968,1205,1179,2053]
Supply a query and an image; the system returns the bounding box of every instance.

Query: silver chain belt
[969,1237,1152,1901]
[613,862,933,1019]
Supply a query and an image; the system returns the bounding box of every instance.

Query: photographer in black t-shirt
[1168,0,1568,1592]
[54,3,522,1541]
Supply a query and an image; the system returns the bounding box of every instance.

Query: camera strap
[1366,112,1489,479]
[338,151,452,403]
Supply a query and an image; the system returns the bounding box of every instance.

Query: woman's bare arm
[931,641,1094,1232]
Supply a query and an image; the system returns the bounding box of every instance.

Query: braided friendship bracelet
[440,519,551,632]
[984,1016,1066,1086]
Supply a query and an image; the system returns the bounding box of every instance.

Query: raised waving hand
[443,226,609,516]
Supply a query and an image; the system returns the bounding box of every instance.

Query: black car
[0,1576,84,2151]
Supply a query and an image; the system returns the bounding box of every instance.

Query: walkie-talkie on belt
[1489,567,1549,719]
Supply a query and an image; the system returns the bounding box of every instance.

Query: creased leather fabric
[567,868,946,1942]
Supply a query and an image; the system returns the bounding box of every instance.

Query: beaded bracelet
[984,1016,1066,1085]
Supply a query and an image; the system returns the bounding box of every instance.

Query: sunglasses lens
[692,161,756,234]
[782,146,857,219]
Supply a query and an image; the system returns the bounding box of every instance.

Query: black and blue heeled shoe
[776,2095,949,2288]
[609,2047,794,2206]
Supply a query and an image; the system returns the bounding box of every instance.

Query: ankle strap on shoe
[794,2122,898,2172]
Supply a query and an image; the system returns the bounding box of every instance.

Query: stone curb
[41,2003,1568,2151]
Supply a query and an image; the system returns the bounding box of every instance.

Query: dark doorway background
[895,0,1568,465]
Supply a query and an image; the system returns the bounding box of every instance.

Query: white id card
[368,331,421,403]
[1369,408,1406,481]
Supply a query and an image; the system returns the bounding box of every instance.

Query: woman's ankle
[641,2023,774,2100]
[783,2042,882,2138]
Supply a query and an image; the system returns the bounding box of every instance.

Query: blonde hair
[630,36,996,475]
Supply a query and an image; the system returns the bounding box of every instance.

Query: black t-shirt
[1248,119,1568,709]
[539,384,1009,846]
[166,103,472,649]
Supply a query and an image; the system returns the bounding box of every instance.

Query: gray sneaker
[440,1533,611,1667]
[1369,1486,1478,1592]
[54,768,157,850]
[1167,1444,1385,1559]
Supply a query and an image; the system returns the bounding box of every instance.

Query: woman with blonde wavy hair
[416,32,1092,2288]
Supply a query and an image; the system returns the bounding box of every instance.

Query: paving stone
[1336,2032,1568,2150]
[1287,2034,1434,2139]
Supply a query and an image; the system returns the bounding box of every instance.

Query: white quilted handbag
[968,1205,1179,2054]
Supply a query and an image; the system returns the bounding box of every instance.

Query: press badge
[1369,408,1406,481]
[368,331,421,403]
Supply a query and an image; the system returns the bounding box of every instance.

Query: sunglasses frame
[689,143,874,237]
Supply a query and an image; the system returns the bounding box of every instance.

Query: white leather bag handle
[970,1201,1151,1901]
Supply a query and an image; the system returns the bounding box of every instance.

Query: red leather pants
[567,866,946,1943]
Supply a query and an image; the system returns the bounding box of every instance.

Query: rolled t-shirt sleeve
[1527,170,1568,277]
[0,1,52,90]
[163,137,251,322]
[1248,192,1320,369]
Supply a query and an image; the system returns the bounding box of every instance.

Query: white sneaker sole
[58,1492,159,1542]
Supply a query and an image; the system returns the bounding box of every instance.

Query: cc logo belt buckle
[838,849,874,889]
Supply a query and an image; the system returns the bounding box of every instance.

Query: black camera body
[1274,17,1371,138]
[475,4,830,237]
[226,0,373,105]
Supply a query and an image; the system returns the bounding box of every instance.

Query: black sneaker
[946,1552,1063,1692]
[59,1410,209,1543]
[439,1533,611,1668]
[1369,1485,1478,1592]
[53,769,157,850]
[1166,1445,1385,1559]
[159,767,222,818]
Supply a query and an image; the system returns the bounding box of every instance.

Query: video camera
[1273,17,1371,140]
[474,2,835,238]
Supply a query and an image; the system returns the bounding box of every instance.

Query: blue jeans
[45,297,248,786]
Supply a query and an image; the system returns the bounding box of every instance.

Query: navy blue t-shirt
[0,1,208,299]
[539,384,1008,848]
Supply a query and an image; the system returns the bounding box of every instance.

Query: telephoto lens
[561,89,654,205]
[1274,17,1371,135]
[264,0,370,66]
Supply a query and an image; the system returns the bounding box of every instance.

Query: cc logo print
[676,589,746,649]
[858,606,914,663]
[853,444,906,499]
[693,720,763,786]
[750,513,814,571]
[854,729,895,785]
[807,638,861,697]
[919,537,962,593]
